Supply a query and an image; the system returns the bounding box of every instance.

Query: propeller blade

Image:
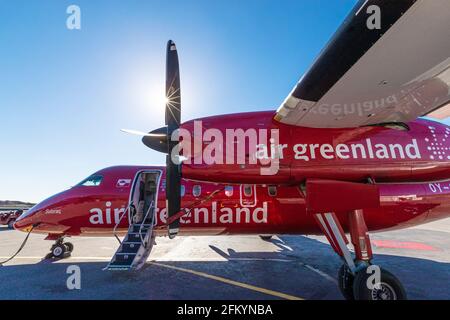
[165,40,182,238]
[134,40,183,239]
[166,154,181,239]
[121,129,166,137]
[165,40,181,132]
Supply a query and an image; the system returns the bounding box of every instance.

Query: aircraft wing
[275,0,450,128]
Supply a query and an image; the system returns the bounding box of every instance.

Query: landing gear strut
[314,210,407,300]
[47,238,73,259]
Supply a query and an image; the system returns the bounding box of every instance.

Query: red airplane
[13,0,450,300]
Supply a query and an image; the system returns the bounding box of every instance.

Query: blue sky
[2,0,439,203]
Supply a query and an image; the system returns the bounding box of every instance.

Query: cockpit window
[78,175,103,187]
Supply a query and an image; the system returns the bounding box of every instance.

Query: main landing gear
[46,237,74,259]
[314,210,407,300]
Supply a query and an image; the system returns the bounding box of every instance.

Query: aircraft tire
[353,267,407,300]
[64,242,74,252]
[51,243,67,259]
[338,264,355,300]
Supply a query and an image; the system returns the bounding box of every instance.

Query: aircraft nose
[14,207,39,231]
[14,191,67,232]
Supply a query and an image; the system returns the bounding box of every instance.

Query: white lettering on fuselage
[44,209,62,215]
[89,201,125,225]
[428,182,450,193]
[292,138,421,161]
[88,201,268,225]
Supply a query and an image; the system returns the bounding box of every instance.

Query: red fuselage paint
[14,165,450,238]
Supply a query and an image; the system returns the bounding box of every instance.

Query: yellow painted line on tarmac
[151,262,304,300]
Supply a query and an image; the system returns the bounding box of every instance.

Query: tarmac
[0,219,449,300]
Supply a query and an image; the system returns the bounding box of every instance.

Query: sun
[148,83,168,108]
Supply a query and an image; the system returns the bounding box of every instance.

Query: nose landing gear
[314,210,407,300]
[46,238,74,259]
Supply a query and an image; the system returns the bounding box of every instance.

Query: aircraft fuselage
[14,165,450,238]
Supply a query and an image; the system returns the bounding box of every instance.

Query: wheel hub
[53,246,63,256]
[371,282,397,300]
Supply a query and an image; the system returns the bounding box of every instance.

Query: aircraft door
[128,170,162,225]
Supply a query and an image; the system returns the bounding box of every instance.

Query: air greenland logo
[424,126,450,160]
[88,201,268,225]
[292,139,421,161]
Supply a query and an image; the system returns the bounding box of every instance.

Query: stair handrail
[139,200,155,248]
[113,203,133,244]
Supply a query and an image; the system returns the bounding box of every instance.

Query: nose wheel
[47,238,73,259]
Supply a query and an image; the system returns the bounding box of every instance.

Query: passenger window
[243,184,253,197]
[181,185,185,197]
[268,185,277,197]
[193,185,201,197]
[225,186,233,197]
[78,175,103,187]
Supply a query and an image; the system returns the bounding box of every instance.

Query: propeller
[123,40,182,239]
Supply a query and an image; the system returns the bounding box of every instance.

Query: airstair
[105,201,156,270]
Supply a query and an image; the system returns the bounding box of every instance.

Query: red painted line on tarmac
[372,240,439,251]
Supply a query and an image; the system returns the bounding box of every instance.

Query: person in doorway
[133,180,146,224]
[143,180,156,224]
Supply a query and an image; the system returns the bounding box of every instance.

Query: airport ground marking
[150,261,304,300]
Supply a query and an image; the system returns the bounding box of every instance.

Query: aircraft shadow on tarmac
[0,235,448,300]
[208,235,450,300]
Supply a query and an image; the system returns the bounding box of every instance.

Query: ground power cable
[0,224,37,266]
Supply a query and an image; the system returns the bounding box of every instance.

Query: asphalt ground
[0,219,448,300]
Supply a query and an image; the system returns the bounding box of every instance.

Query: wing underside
[275,0,450,128]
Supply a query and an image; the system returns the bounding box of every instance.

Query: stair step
[112,253,135,265]
[121,242,141,253]
[125,233,142,242]
[107,265,131,270]
[131,225,150,233]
